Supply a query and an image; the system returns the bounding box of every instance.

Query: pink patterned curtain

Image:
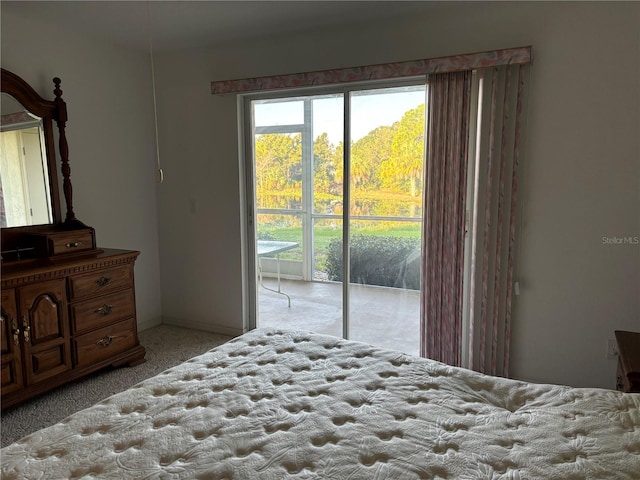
[420,70,473,366]
[466,64,530,377]
[420,64,530,377]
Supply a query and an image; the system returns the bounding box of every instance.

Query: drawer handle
[95,276,111,287]
[65,241,82,248]
[94,304,114,316]
[96,335,115,347]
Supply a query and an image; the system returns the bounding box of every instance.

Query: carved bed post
[52,77,76,223]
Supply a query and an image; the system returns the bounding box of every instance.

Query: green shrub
[325,235,421,290]
[257,231,276,240]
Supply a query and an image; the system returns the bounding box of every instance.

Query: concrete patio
[257,278,420,356]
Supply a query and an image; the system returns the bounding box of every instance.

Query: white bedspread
[2,328,639,479]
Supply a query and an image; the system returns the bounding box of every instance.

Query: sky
[254,86,426,145]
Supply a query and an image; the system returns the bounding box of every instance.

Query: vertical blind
[466,64,530,376]
[420,70,473,366]
[421,62,530,377]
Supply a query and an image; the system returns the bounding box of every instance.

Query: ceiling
[2,1,451,53]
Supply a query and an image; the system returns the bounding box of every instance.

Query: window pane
[312,94,344,146]
[256,213,303,262]
[313,218,343,281]
[347,218,421,356]
[348,84,425,356]
[350,85,425,218]
[348,218,421,289]
[254,100,304,127]
[254,133,302,210]
[312,95,344,215]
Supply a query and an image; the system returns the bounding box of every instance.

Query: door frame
[240,77,426,334]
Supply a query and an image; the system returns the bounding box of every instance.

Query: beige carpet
[0,325,232,448]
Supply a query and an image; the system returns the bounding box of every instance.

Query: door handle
[22,317,30,343]
[11,318,20,345]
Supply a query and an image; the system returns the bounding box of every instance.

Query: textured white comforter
[2,328,639,479]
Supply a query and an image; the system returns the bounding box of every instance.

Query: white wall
[1,9,163,331]
[155,1,639,388]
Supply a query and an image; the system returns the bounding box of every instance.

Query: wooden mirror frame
[1,68,88,259]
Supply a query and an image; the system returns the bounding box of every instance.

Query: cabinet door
[1,289,24,395]
[18,279,72,385]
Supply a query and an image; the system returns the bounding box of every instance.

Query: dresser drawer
[70,289,136,334]
[68,264,133,300]
[73,318,137,367]
[30,228,96,257]
[48,231,95,255]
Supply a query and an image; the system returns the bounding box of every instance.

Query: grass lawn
[259,223,421,271]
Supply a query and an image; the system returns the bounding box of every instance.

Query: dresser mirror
[1,68,96,262]
[1,92,53,227]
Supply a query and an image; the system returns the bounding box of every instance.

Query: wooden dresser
[615,330,640,393]
[1,249,146,409]
[1,70,146,410]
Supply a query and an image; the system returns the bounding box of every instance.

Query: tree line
[255,103,425,206]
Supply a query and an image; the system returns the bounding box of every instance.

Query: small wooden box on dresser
[1,249,146,410]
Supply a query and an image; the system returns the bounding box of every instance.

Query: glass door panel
[250,84,424,356]
[253,93,344,333]
[347,86,425,355]
[254,128,304,321]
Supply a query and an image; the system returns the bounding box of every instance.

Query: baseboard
[137,317,162,332]
[161,316,244,337]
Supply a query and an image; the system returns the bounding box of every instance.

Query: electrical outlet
[607,339,618,359]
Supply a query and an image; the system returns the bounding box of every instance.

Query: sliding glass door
[346,87,424,354]
[244,80,425,355]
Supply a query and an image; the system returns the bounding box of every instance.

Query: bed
[2,328,639,479]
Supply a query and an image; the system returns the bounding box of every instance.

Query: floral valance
[211,46,532,95]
